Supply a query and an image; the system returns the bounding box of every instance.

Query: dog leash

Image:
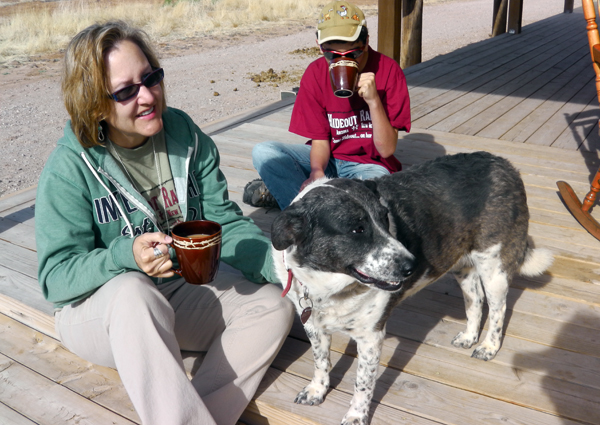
[281,251,313,324]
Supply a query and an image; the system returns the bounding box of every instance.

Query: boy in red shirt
[245,0,411,209]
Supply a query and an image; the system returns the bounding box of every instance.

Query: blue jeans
[252,142,390,209]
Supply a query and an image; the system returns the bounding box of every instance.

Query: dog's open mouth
[350,268,403,291]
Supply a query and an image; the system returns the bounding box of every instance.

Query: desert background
[0,0,567,198]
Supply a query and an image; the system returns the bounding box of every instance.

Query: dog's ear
[271,206,307,250]
[361,179,379,196]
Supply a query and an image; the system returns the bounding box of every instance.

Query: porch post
[492,0,508,36]
[564,0,574,13]
[400,0,423,68]
[507,0,523,34]
[377,0,402,63]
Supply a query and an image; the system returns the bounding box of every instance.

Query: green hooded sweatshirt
[35,107,277,308]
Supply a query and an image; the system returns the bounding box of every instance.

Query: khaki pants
[55,270,294,425]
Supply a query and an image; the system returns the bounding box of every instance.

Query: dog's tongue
[374,280,402,290]
[354,268,403,291]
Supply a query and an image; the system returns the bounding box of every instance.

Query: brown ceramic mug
[329,56,359,98]
[170,220,222,285]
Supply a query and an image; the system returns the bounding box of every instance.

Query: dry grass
[0,0,323,64]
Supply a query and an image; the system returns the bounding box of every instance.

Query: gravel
[0,0,567,197]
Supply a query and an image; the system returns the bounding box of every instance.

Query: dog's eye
[352,226,365,234]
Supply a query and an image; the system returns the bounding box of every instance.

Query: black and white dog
[270,151,553,425]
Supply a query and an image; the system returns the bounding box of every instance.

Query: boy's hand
[357,72,379,104]
[300,169,326,191]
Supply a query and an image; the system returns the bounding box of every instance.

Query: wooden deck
[404,6,600,154]
[2,7,600,425]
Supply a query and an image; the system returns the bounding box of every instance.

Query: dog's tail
[519,246,554,276]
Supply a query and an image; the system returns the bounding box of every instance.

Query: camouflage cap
[316,1,366,44]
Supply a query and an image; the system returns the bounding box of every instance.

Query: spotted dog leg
[451,266,484,350]
[470,246,510,361]
[295,323,332,405]
[341,329,385,425]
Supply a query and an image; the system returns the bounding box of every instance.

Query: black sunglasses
[321,47,365,61]
[108,68,164,102]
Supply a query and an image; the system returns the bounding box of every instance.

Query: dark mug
[170,220,222,285]
[329,56,359,98]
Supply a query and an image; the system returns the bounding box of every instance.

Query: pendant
[300,307,312,324]
[298,289,313,325]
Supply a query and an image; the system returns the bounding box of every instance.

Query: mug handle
[156,242,183,277]
[170,268,184,277]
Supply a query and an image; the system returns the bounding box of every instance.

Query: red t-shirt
[289,47,411,173]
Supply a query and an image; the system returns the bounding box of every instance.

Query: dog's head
[271,178,415,291]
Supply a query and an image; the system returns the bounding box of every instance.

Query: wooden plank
[532,233,600,263]
[0,202,35,228]
[0,186,37,214]
[404,11,563,85]
[544,255,600,285]
[529,205,596,231]
[579,117,600,152]
[201,97,295,136]
[382,314,599,424]
[526,80,599,148]
[0,402,37,425]
[0,265,53,316]
[427,272,600,321]
[243,367,441,425]
[0,313,140,423]
[0,216,36,251]
[409,25,581,122]
[249,115,293,131]
[403,8,561,76]
[549,90,600,150]
[274,337,576,425]
[502,73,596,144]
[289,311,594,425]
[0,352,137,424]
[223,122,307,145]
[398,127,598,167]
[426,35,586,132]
[0,239,38,279]
[387,300,600,396]
[396,135,593,180]
[477,52,592,140]
[455,52,591,137]
[0,292,56,338]
[407,64,481,110]
[418,279,600,337]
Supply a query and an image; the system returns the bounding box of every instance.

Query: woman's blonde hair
[62,21,167,148]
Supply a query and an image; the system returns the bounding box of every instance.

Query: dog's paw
[471,342,498,361]
[294,383,327,406]
[341,413,368,425]
[451,331,478,349]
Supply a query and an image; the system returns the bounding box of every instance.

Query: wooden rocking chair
[556,0,600,240]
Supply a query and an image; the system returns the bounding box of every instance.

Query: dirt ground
[0,0,567,197]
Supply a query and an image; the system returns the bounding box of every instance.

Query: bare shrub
[0,0,321,64]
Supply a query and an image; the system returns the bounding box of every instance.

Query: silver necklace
[108,138,170,234]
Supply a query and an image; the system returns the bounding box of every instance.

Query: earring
[98,125,105,142]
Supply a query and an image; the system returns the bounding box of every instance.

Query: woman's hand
[133,232,175,278]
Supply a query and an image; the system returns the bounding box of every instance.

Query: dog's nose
[401,259,415,277]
